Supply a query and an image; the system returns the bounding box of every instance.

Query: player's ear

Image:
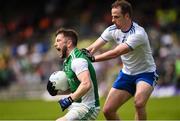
[124,13,129,19]
[67,39,73,48]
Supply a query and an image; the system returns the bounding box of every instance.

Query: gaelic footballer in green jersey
[47,28,100,120]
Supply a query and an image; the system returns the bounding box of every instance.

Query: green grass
[0,96,180,120]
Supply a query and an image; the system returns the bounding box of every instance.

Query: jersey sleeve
[125,34,146,49]
[100,27,113,42]
[71,58,88,75]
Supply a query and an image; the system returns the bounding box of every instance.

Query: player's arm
[70,70,91,101]
[69,58,92,101]
[58,70,91,111]
[58,58,92,111]
[94,43,131,62]
[57,89,71,95]
[87,37,106,54]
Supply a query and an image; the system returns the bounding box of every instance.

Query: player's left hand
[58,96,73,111]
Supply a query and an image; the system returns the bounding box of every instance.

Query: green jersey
[63,48,100,107]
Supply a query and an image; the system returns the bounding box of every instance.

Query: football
[49,71,69,91]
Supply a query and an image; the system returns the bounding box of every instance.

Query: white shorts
[64,102,100,120]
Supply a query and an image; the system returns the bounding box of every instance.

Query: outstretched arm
[94,43,131,62]
[87,37,106,54]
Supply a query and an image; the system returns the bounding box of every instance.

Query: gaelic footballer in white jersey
[101,22,156,75]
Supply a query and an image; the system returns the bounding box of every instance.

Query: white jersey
[101,22,156,75]
[71,58,96,107]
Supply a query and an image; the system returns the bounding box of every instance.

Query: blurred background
[0,0,180,101]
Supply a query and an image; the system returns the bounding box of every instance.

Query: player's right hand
[47,81,58,96]
[80,48,95,62]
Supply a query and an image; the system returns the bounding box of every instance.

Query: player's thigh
[56,116,67,121]
[135,81,153,105]
[103,87,132,111]
[63,103,99,120]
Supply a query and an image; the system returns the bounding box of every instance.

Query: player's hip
[65,102,100,120]
[113,70,159,95]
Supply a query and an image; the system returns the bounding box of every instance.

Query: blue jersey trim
[122,22,134,33]
[100,36,108,42]
[129,26,135,34]
[125,43,133,50]
[109,25,117,31]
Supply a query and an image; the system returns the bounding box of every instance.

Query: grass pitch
[0,96,179,120]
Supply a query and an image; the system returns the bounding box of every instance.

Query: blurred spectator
[0,53,16,89]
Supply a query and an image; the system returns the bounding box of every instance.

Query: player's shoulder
[71,58,88,69]
[107,24,118,32]
[133,22,147,35]
[72,58,87,64]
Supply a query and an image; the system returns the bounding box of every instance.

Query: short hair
[55,28,78,46]
[112,0,132,18]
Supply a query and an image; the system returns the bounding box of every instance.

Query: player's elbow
[86,81,92,91]
[83,80,92,91]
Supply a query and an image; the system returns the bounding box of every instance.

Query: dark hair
[112,0,132,18]
[55,28,78,46]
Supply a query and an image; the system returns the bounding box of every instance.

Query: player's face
[111,7,127,29]
[54,34,68,58]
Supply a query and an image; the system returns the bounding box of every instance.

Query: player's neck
[66,47,75,57]
[121,20,132,33]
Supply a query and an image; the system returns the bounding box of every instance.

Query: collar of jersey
[121,21,133,33]
[64,48,77,62]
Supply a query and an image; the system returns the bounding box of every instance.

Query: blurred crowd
[0,0,180,97]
